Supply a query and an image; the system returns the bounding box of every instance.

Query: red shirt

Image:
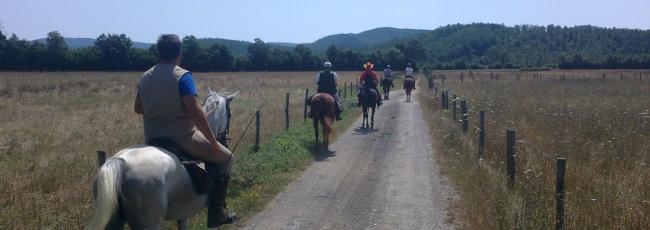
[359,70,378,85]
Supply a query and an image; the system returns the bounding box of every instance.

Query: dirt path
[244,88,454,230]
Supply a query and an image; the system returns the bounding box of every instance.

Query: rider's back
[317,70,337,95]
[138,63,193,142]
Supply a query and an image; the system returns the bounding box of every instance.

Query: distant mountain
[31,27,427,56]
[32,37,152,49]
[307,27,429,51]
[400,23,650,69]
[196,38,252,57]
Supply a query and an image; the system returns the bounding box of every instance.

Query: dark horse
[310,93,335,150]
[380,77,394,100]
[404,77,415,102]
[359,87,377,129]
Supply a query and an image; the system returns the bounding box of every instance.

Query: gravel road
[244,88,454,230]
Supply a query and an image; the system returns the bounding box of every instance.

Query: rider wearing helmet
[405,62,415,89]
[383,65,395,88]
[315,61,343,120]
[357,62,382,107]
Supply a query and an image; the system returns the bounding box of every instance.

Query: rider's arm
[182,95,229,158]
[134,95,144,115]
[179,73,230,159]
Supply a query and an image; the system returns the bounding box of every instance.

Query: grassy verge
[182,98,360,229]
[419,71,650,229]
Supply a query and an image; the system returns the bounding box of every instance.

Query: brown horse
[310,93,335,150]
[404,77,415,102]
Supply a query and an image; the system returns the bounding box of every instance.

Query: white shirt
[315,71,338,83]
[405,67,414,76]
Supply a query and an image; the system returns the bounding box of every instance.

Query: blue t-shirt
[179,72,198,97]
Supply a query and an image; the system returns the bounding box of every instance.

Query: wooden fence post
[344,81,347,98]
[303,88,308,122]
[441,90,446,108]
[350,81,354,97]
[460,73,464,82]
[506,129,516,187]
[452,95,457,121]
[556,158,567,230]
[254,110,260,151]
[620,73,623,80]
[461,100,468,133]
[285,93,290,130]
[97,151,106,168]
[478,111,485,159]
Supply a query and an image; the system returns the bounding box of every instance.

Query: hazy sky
[1,0,649,43]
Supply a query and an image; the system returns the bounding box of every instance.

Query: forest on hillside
[1,23,649,72]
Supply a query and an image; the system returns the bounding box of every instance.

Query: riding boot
[207,175,238,228]
[357,95,361,107]
[335,109,342,121]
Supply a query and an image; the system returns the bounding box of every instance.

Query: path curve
[244,88,454,230]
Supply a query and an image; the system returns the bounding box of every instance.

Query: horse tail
[86,158,124,230]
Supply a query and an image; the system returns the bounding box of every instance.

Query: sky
[1,0,649,43]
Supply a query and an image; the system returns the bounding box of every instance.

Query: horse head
[203,87,239,141]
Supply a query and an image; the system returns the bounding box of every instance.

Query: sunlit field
[420,70,650,229]
[0,71,364,228]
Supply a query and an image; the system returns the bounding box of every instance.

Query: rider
[315,61,343,120]
[405,62,415,89]
[357,62,382,107]
[134,34,237,228]
[382,65,395,88]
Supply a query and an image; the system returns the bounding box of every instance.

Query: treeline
[0,30,419,72]
[417,23,650,70]
[3,24,650,71]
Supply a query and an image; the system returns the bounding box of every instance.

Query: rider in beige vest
[134,34,237,228]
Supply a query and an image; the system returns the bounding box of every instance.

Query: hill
[407,23,650,69]
[307,27,428,51]
[33,37,151,49]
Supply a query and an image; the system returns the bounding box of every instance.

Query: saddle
[147,138,214,194]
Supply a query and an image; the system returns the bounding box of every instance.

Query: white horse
[86,88,237,230]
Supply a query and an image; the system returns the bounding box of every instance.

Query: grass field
[0,71,368,228]
[420,70,650,229]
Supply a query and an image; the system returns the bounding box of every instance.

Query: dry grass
[420,70,650,229]
[0,71,365,228]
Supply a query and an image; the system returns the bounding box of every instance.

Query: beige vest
[138,63,194,142]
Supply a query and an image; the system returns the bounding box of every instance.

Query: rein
[230,101,267,154]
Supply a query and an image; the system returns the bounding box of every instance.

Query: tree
[294,44,316,70]
[396,38,426,64]
[94,33,133,70]
[247,38,270,70]
[0,29,6,70]
[207,43,234,71]
[326,44,339,64]
[181,35,208,71]
[46,31,68,70]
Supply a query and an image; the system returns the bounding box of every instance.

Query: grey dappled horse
[380,77,394,100]
[360,87,377,129]
[86,88,237,230]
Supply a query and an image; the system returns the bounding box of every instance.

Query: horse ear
[227,91,239,102]
[206,86,213,93]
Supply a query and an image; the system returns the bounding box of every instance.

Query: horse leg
[177,219,188,230]
[122,189,167,230]
[363,109,369,128]
[371,106,375,129]
[313,117,319,146]
[322,117,331,148]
